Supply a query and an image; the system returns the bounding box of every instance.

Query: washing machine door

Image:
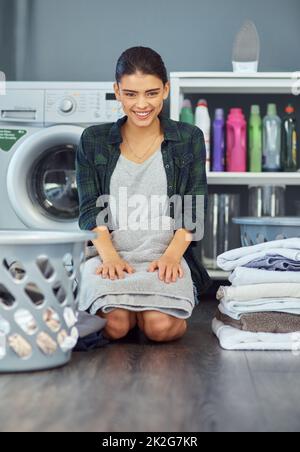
[7,125,84,230]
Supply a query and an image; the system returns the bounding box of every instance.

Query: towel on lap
[79,218,195,319]
[90,293,193,319]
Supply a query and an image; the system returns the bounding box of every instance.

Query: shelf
[171,71,298,79]
[171,72,300,187]
[169,72,300,282]
[170,71,299,95]
[207,172,300,186]
[170,71,300,119]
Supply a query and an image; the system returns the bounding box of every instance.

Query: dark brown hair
[115,47,168,86]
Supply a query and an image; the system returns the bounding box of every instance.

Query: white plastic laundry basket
[0,230,95,373]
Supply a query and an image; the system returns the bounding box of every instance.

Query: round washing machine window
[7,125,84,230]
[29,144,79,221]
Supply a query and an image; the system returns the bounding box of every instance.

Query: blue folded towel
[245,255,300,272]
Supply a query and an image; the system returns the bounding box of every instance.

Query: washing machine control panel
[59,98,75,114]
[45,90,124,124]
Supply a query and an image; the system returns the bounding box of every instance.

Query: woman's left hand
[148,254,184,284]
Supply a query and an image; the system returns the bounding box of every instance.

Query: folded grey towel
[216,309,300,333]
[79,220,195,319]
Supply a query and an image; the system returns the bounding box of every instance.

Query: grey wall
[0,0,17,80]
[1,0,300,82]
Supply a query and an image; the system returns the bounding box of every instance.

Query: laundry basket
[232,217,300,247]
[0,230,95,373]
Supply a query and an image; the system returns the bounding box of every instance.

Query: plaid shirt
[76,113,212,296]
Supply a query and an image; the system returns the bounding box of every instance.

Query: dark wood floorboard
[1,297,300,432]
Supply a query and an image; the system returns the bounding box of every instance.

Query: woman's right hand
[96,256,135,280]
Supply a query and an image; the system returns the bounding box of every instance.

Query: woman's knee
[141,311,187,342]
[99,309,135,340]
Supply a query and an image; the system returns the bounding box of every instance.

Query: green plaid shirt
[76,113,212,295]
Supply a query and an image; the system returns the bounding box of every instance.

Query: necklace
[123,132,162,161]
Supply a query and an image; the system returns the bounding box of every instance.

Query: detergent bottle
[195,99,211,172]
[180,99,194,125]
[262,103,281,172]
[282,104,298,172]
[249,105,262,172]
[212,108,225,172]
[226,108,247,172]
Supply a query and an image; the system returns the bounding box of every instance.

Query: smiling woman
[76,46,211,344]
[113,47,170,155]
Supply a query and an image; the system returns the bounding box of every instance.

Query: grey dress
[79,148,197,319]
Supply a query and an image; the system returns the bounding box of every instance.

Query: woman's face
[114,72,170,128]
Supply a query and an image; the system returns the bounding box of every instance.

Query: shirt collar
[107,113,181,145]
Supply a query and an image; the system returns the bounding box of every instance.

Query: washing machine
[0,82,124,230]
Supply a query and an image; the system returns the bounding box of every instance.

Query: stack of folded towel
[212,238,300,350]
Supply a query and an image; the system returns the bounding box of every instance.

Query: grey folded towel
[79,220,195,319]
[216,309,300,333]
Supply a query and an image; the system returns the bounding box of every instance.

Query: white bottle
[195,99,211,172]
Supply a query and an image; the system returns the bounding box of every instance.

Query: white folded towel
[212,318,300,350]
[219,298,300,320]
[217,238,300,271]
[229,267,300,286]
[217,283,300,302]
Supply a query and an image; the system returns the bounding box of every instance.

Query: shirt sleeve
[182,126,208,247]
[75,130,100,231]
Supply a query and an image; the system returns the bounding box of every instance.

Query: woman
[76,47,212,343]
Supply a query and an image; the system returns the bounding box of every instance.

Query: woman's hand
[96,256,135,280]
[148,254,184,284]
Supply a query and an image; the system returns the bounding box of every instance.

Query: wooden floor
[1,297,300,432]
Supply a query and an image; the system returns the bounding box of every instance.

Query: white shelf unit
[170,72,300,280]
